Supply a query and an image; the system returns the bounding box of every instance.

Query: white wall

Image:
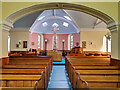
[80,29,109,51]
[10,30,29,51]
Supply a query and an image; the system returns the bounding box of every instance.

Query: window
[38,35,41,49]
[68,34,73,50]
[52,35,58,49]
[70,34,73,49]
[108,39,111,52]
[63,22,69,27]
[37,16,45,21]
[103,36,111,52]
[103,36,107,52]
[52,23,59,27]
[8,36,10,52]
[42,22,48,27]
[64,16,72,21]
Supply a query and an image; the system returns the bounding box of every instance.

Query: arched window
[103,35,111,52]
[70,34,73,50]
[108,39,111,52]
[68,34,73,50]
[38,34,43,50]
[103,36,107,52]
[52,35,58,49]
[8,36,10,52]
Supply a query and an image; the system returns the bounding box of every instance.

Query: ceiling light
[64,16,72,21]
[63,22,69,27]
[42,22,48,27]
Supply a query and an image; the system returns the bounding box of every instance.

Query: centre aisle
[48,65,71,89]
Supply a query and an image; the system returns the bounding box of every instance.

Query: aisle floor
[48,65,71,89]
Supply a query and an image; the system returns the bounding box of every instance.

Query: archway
[2,2,119,66]
[4,2,117,31]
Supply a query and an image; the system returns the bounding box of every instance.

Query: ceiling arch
[4,2,117,31]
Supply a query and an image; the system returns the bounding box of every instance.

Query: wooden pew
[73,70,120,88]
[65,56,110,82]
[8,60,51,78]
[65,56,120,89]
[1,74,44,88]
[70,65,119,87]
[77,75,120,88]
[2,65,50,88]
[1,69,47,88]
[1,56,53,89]
[9,56,53,74]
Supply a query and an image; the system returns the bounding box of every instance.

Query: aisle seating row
[1,56,53,89]
[65,56,120,89]
[67,53,110,57]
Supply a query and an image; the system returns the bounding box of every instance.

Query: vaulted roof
[13,9,107,34]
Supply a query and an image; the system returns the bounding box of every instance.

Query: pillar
[1,21,13,66]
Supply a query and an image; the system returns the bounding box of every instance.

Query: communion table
[47,51,62,61]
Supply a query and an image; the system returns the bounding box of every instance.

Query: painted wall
[73,33,80,47]
[43,34,53,50]
[80,30,109,51]
[29,32,39,49]
[10,30,29,51]
[29,33,80,50]
[57,34,68,50]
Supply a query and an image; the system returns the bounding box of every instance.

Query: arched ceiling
[13,9,107,34]
[13,10,43,28]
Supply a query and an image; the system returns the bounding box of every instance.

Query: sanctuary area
[0,2,120,89]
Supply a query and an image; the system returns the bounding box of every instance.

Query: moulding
[2,21,13,31]
[107,22,119,32]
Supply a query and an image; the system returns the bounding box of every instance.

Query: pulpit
[47,51,62,61]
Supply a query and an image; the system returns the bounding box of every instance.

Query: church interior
[0,2,120,89]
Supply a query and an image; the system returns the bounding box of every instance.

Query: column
[1,21,13,66]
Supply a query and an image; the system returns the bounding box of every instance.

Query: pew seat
[1,75,43,88]
[78,75,120,88]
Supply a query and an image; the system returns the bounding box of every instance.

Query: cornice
[107,22,119,32]
[2,21,13,31]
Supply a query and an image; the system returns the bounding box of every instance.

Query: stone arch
[3,2,118,32]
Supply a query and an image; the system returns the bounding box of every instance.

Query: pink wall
[43,34,68,50]
[29,33,80,50]
[29,32,39,49]
[73,33,80,47]
[58,34,68,50]
[43,34,53,50]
